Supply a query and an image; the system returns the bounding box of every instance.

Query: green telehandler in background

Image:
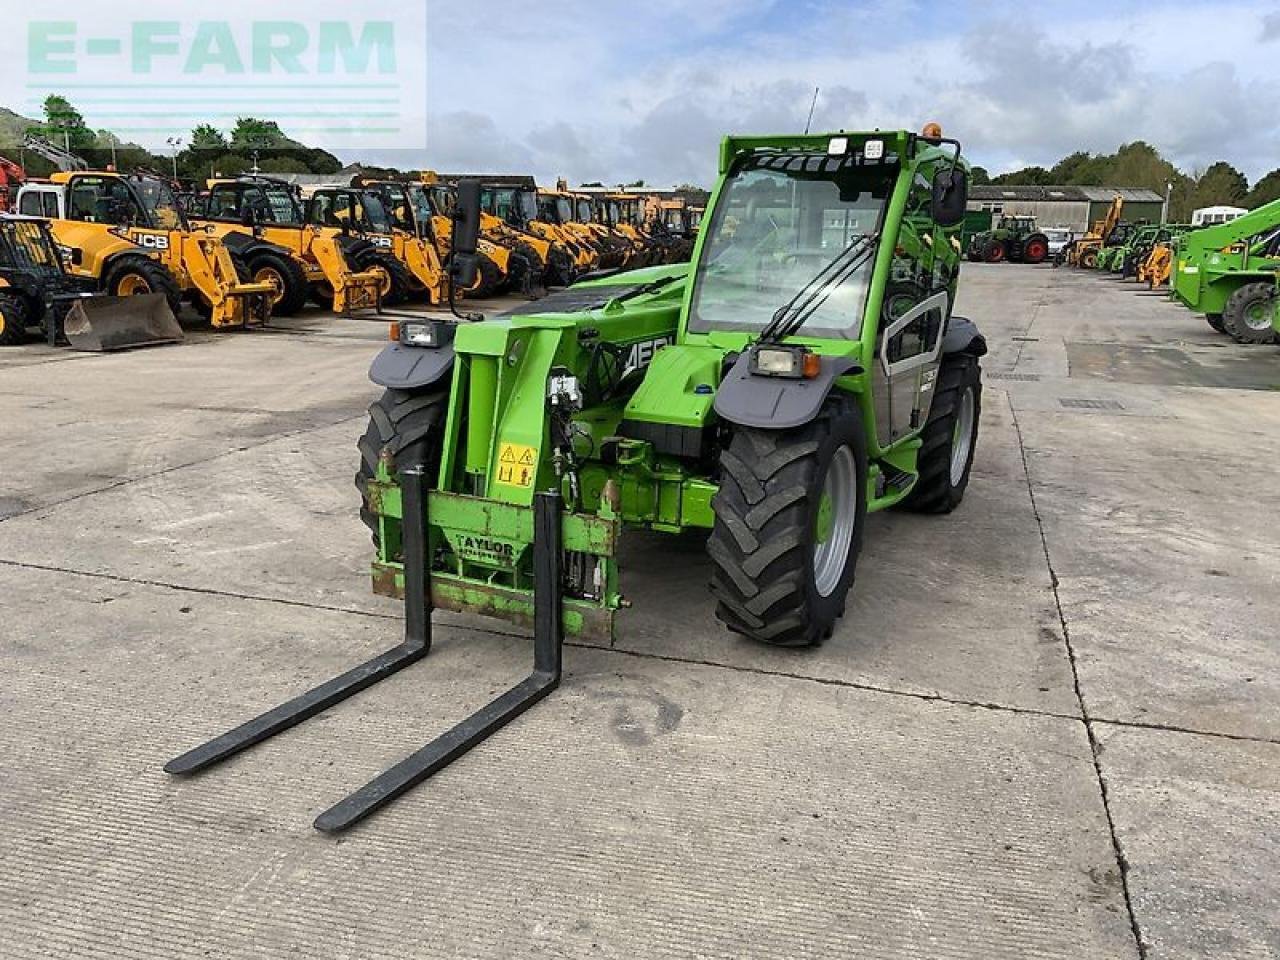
[1172,197,1280,343]
[167,126,988,833]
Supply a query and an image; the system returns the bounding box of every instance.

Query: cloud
[1263,12,1280,40]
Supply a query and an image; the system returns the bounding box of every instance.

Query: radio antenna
[803,87,820,134]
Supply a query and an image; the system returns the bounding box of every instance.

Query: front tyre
[249,251,310,316]
[0,291,31,346]
[1221,282,1279,345]
[709,402,868,647]
[901,353,982,514]
[355,386,449,545]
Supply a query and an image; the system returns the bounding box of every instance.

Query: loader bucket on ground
[63,294,184,352]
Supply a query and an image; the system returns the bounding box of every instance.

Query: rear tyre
[1023,234,1049,264]
[708,401,867,648]
[1206,312,1226,333]
[1221,282,1279,345]
[0,291,30,346]
[983,240,1006,263]
[104,256,183,316]
[355,385,450,545]
[249,251,309,317]
[901,353,983,514]
[1080,249,1098,269]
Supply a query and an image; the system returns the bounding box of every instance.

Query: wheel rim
[951,386,976,486]
[118,274,152,296]
[813,445,857,598]
[1027,241,1046,260]
[255,266,286,306]
[1243,298,1272,331]
[372,264,393,297]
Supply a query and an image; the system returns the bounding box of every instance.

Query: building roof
[970,185,1164,203]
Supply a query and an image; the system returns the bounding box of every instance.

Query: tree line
[18,95,343,182]
[970,141,1279,220]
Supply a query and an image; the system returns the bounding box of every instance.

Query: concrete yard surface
[1,267,1276,958]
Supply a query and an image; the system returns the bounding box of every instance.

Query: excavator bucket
[62,293,184,352]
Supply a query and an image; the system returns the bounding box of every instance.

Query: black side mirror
[931,168,969,228]
[450,179,482,289]
[240,206,257,228]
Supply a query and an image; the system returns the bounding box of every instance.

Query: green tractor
[967,215,1050,264]
[167,128,988,832]
[1173,197,1280,343]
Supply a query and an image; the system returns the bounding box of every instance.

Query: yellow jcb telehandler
[302,186,449,305]
[480,181,579,286]
[194,177,384,317]
[17,172,273,328]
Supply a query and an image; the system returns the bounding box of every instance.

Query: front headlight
[749,344,822,379]
[395,319,456,348]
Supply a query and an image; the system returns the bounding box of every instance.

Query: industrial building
[967,185,1166,233]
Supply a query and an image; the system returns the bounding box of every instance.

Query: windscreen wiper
[758,233,878,343]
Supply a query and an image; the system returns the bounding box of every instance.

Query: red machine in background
[0,157,27,212]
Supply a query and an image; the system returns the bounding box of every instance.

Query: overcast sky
[10,0,1278,187]
[412,0,1279,187]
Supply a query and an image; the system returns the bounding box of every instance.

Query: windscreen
[518,190,539,222]
[133,177,187,230]
[359,191,393,232]
[687,154,893,339]
[243,185,302,224]
[577,200,592,222]
[556,198,573,222]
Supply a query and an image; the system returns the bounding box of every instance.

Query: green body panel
[1173,197,1280,315]
[369,130,972,639]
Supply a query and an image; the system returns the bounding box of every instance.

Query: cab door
[880,291,949,442]
[873,172,951,446]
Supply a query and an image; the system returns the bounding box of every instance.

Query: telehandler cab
[16,172,274,329]
[195,176,385,317]
[168,128,987,834]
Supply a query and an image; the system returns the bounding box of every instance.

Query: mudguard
[942,315,987,357]
[369,343,455,390]
[714,353,861,430]
[217,231,292,263]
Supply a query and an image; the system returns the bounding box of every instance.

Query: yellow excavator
[18,171,274,328]
[193,176,384,317]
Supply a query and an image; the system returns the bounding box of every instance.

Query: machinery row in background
[0,135,705,350]
[968,193,1280,345]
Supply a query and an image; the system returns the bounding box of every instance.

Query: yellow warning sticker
[496,443,538,488]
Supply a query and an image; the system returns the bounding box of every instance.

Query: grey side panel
[714,354,860,430]
[369,343,456,390]
[942,315,988,357]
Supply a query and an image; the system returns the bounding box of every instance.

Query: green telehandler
[1172,196,1280,343]
[167,127,987,833]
